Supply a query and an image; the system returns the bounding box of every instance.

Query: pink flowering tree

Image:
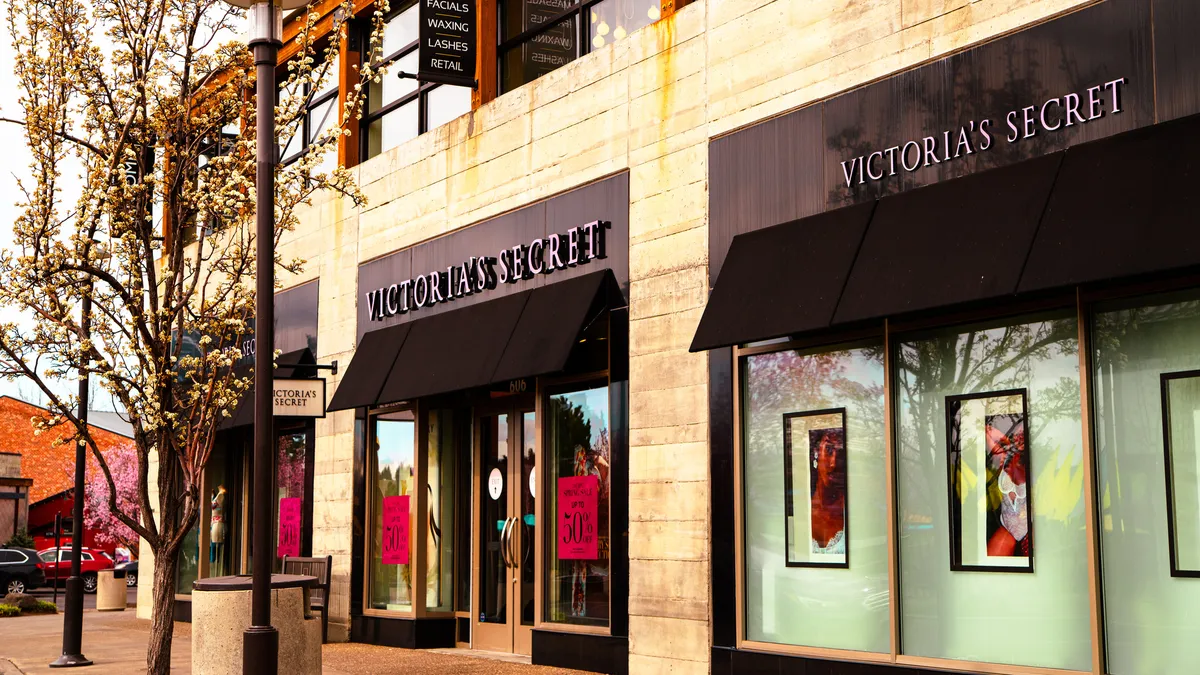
[80,444,141,551]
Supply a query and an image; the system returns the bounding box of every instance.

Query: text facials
[365,220,611,322]
[840,78,1127,188]
[418,0,476,85]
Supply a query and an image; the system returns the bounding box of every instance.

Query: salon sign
[839,77,1127,188]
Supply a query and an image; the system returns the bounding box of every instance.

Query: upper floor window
[362,1,472,160]
[279,53,340,175]
[499,0,660,94]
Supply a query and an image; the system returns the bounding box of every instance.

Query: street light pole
[50,288,93,669]
[242,2,284,673]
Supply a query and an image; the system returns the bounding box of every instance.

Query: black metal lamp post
[222,0,303,672]
[49,289,94,669]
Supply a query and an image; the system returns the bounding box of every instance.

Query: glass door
[473,403,536,654]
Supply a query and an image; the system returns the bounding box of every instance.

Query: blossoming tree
[0,0,392,669]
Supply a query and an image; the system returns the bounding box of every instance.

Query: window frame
[359,2,470,161]
[362,402,423,618]
[496,0,658,95]
[536,370,614,636]
[279,54,341,168]
[727,294,1111,674]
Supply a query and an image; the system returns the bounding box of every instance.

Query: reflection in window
[742,345,888,652]
[544,384,610,627]
[275,430,309,565]
[1093,292,1200,672]
[362,1,472,160]
[370,410,416,611]
[426,409,457,612]
[499,0,661,94]
[279,54,340,172]
[895,314,1090,670]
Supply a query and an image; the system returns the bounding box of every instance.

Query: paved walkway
[0,610,590,674]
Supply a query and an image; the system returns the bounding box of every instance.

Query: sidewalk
[0,610,190,674]
[0,611,590,674]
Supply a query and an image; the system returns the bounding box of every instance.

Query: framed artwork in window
[946,389,1033,573]
[1162,370,1200,578]
[782,408,849,568]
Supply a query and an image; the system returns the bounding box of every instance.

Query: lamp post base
[49,576,91,668]
[242,624,279,675]
[49,654,94,668]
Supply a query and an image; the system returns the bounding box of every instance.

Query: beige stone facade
[141,0,1099,670]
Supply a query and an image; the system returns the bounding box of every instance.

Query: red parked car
[37,548,112,594]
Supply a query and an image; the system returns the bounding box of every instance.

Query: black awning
[492,270,618,383]
[690,203,875,352]
[377,292,530,404]
[334,270,622,409]
[1018,113,1200,292]
[220,348,316,429]
[832,152,1063,324]
[326,324,411,412]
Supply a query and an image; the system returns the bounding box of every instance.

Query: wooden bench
[281,555,332,643]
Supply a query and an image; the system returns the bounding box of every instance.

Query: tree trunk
[147,550,180,675]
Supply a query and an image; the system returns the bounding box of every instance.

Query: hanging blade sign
[418,0,477,88]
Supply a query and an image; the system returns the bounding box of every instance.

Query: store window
[499,0,660,94]
[740,343,889,652]
[362,1,472,160]
[544,383,610,627]
[279,53,340,174]
[894,313,1091,670]
[369,409,417,611]
[425,409,458,612]
[274,427,311,566]
[1093,290,1200,673]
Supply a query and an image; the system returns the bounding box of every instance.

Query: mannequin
[209,486,226,571]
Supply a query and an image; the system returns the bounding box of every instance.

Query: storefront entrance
[473,400,536,655]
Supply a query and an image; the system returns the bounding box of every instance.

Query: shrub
[26,600,57,614]
[0,605,18,617]
[2,593,38,611]
[2,528,34,549]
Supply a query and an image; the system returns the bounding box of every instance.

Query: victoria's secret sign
[365,220,611,322]
[840,77,1127,188]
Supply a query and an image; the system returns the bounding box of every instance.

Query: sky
[0,31,102,408]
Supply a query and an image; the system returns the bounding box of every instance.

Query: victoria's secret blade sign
[419,0,476,87]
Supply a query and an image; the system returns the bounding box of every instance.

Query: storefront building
[139,0,1200,673]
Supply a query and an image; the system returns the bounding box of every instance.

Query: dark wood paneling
[1153,0,1200,122]
[712,0,1162,288]
[825,0,1152,209]
[350,615,456,648]
[357,173,629,341]
[708,348,736,648]
[709,105,824,282]
[532,630,629,675]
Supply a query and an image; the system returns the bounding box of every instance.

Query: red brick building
[0,396,134,553]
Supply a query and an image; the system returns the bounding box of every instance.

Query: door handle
[508,519,520,571]
[499,517,515,568]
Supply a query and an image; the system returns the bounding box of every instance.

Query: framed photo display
[946,389,1033,573]
[782,408,849,568]
[1162,370,1200,578]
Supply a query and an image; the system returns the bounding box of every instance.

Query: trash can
[96,568,126,612]
[192,574,321,675]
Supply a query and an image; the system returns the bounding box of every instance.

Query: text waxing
[366,220,610,322]
[840,77,1127,188]
[419,0,476,82]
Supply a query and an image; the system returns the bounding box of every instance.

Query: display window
[368,409,417,612]
[1092,290,1200,673]
[894,313,1092,670]
[739,343,889,654]
[543,381,611,628]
